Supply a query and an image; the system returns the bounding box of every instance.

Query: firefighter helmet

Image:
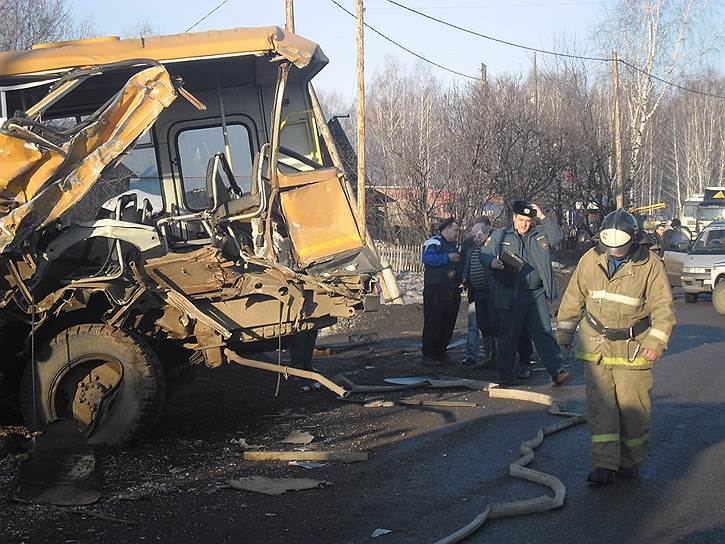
[599,209,638,255]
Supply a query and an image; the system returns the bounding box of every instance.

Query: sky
[68,0,720,97]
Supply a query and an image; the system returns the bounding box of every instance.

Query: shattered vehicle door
[0,65,177,255]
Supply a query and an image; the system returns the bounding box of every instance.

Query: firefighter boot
[587,467,616,486]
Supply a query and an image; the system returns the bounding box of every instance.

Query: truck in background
[680,194,703,232]
[694,187,725,233]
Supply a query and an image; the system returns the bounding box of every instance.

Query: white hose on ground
[432,385,586,544]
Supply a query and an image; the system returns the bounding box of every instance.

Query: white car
[712,261,725,315]
[679,221,725,303]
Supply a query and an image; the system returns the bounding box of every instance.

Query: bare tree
[597,0,718,205]
[121,20,159,39]
[0,0,95,51]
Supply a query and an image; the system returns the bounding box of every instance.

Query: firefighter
[556,209,675,485]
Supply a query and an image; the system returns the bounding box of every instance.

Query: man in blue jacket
[421,217,462,366]
[479,201,571,386]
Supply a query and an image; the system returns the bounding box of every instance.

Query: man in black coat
[421,218,462,366]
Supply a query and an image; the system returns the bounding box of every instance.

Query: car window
[696,207,725,222]
[120,130,162,212]
[177,124,254,211]
[691,228,725,255]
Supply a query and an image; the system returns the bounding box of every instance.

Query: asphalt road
[1,293,723,544]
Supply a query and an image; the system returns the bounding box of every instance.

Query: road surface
[1,293,723,543]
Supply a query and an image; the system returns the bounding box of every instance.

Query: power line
[618,59,725,100]
[384,0,725,99]
[185,0,232,33]
[385,0,609,62]
[328,0,483,81]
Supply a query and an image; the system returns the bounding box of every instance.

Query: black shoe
[423,356,442,367]
[497,377,520,387]
[616,467,639,479]
[517,367,532,379]
[587,467,616,486]
[438,353,453,366]
[551,369,572,386]
[460,356,477,366]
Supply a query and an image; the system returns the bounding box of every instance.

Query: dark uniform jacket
[479,216,564,309]
[422,234,462,289]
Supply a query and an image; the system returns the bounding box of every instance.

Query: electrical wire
[617,59,725,100]
[329,0,483,81]
[385,0,609,61]
[382,0,725,99]
[185,0,232,33]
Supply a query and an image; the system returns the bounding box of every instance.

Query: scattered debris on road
[16,420,102,506]
[288,461,329,469]
[243,451,368,463]
[227,476,329,496]
[281,429,315,445]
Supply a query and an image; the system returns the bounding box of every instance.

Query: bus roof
[0,26,326,80]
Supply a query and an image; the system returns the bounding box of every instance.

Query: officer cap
[512,200,536,218]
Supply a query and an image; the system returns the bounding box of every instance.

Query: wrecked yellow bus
[0,27,383,445]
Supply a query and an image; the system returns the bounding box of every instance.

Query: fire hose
[433,385,586,544]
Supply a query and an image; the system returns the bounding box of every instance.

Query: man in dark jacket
[421,217,462,366]
[479,201,571,386]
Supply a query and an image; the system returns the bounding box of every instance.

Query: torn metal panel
[0,27,326,79]
[43,220,162,261]
[0,65,176,255]
[280,177,364,265]
[277,166,340,189]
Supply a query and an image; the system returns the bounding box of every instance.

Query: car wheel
[684,293,698,303]
[714,281,725,315]
[20,324,166,446]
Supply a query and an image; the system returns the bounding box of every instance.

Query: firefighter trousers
[584,362,653,471]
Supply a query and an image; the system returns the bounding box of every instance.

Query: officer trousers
[585,362,653,471]
[422,285,461,358]
[495,288,564,380]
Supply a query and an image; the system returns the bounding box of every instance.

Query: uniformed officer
[479,201,571,386]
[557,209,675,485]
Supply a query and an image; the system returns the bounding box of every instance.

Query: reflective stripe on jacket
[556,244,675,369]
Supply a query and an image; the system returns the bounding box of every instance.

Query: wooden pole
[611,51,624,209]
[532,52,539,117]
[356,0,367,242]
[285,0,295,33]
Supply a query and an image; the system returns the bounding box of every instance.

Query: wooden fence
[377,244,424,273]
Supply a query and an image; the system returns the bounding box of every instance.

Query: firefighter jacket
[479,216,564,309]
[556,244,675,369]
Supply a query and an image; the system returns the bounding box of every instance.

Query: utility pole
[611,51,624,209]
[356,0,367,242]
[285,0,295,33]
[480,62,487,91]
[532,52,539,117]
